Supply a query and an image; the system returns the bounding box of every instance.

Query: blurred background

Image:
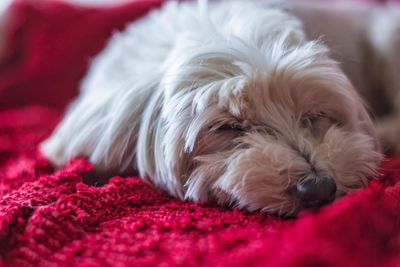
[0,0,136,12]
[0,0,12,14]
[1,0,398,15]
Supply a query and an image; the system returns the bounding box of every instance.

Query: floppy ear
[352,91,381,153]
[332,66,381,153]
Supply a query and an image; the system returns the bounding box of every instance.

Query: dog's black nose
[296,175,337,208]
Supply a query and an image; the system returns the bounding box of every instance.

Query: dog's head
[137,17,382,217]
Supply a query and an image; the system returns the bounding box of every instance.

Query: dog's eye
[216,123,248,132]
[301,112,337,133]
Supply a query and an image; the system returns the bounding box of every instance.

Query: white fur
[40,1,383,216]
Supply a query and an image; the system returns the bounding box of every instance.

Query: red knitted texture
[0,1,399,266]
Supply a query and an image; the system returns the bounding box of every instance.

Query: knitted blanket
[0,1,399,266]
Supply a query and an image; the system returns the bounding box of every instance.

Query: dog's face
[152,36,382,216]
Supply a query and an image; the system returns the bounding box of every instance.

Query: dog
[40,0,400,216]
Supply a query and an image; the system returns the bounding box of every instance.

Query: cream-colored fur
[40,1,395,216]
[287,1,400,154]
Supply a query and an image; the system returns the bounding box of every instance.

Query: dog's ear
[352,92,381,153]
[327,65,381,153]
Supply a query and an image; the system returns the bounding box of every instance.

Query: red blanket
[1,1,400,266]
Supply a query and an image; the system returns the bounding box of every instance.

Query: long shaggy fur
[40,1,385,216]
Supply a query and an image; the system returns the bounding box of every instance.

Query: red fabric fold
[0,0,162,108]
[0,1,399,266]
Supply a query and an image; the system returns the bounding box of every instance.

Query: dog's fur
[41,0,400,216]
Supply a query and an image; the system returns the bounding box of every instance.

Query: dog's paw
[39,135,69,168]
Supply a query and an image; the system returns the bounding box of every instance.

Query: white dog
[41,0,400,216]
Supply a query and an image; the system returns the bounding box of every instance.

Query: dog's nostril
[296,175,337,208]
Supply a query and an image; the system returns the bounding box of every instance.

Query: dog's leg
[40,72,160,175]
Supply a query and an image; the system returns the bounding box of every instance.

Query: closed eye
[213,123,249,132]
[301,112,339,134]
[302,112,329,125]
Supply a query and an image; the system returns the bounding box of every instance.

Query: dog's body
[41,1,400,216]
